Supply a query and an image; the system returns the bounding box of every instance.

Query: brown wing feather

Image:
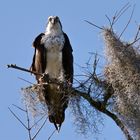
[62,33,73,84]
[30,33,46,83]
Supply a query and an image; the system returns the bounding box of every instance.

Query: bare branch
[92,53,99,75]
[105,15,112,27]
[134,25,140,41]
[71,88,133,140]
[12,104,27,112]
[105,3,131,30]
[119,5,135,39]
[104,110,133,140]
[113,3,131,25]
[48,129,57,140]
[26,107,32,140]
[7,64,42,76]
[84,20,104,30]
[32,117,48,140]
[18,77,34,85]
[30,113,47,129]
[8,107,28,130]
[128,37,140,47]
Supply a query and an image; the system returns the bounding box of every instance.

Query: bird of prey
[30,16,73,130]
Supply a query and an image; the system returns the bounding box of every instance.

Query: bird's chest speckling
[41,34,65,81]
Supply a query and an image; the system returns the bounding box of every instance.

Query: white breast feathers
[41,34,65,81]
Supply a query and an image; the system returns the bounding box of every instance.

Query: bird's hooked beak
[48,16,59,25]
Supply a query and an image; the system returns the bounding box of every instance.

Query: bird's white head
[45,16,63,34]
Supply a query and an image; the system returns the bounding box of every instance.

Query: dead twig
[48,129,57,140]
[105,3,131,30]
[113,3,131,26]
[8,107,28,130]
[26,107,32,140]
[12,104,27,112]
[119,5,135,39]
[30,113,47,129]
[9,104,48,140]
[134,24,140,41]
[7,64,42,76]
[18,77,34,85]
[128,37,140,47]
[32,117,48,140]
[84,20,104,30]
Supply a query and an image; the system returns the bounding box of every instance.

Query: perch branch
[7,64,42,76]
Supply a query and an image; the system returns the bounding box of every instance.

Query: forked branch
[9,105,49,140]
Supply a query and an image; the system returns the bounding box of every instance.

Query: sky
[0,0,140,140]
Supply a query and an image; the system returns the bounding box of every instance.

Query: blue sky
[0,0,140,140]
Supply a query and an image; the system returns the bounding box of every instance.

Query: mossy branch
[71,88,133,140]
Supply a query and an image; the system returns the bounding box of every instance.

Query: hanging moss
[103,28,140,139]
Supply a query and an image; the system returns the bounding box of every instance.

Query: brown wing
[30,33,46,83]
[62,33,73,84]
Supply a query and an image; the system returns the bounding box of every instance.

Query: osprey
[30,16,73,129]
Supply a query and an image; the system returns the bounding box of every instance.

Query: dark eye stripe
[49,18,52,21]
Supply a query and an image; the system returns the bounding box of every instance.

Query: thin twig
[26,107,32,140]
[8,107,28,130]
[84,20,104,30]
[32,117,48,140]
[119,5,135,39]
[30,113,47,129]
[134,25,140,41]
[74,74,89,77]
[93,53,99,75]
[109,3,131,30]
[105,15,112,27]
[18,77,34,85]
[12,104,27,112]
[128,37,140,46]
[48,129,57,140]
[113,3,131,25]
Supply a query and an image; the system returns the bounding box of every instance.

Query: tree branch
[32,117,47,140]
[84,20,104,30]
[119,5,135,39]
[71,88,133,140]
[26,107,32,140]
[8,107,28,130]
[7,64,42,76]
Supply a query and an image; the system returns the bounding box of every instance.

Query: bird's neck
[45,27,63,36]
